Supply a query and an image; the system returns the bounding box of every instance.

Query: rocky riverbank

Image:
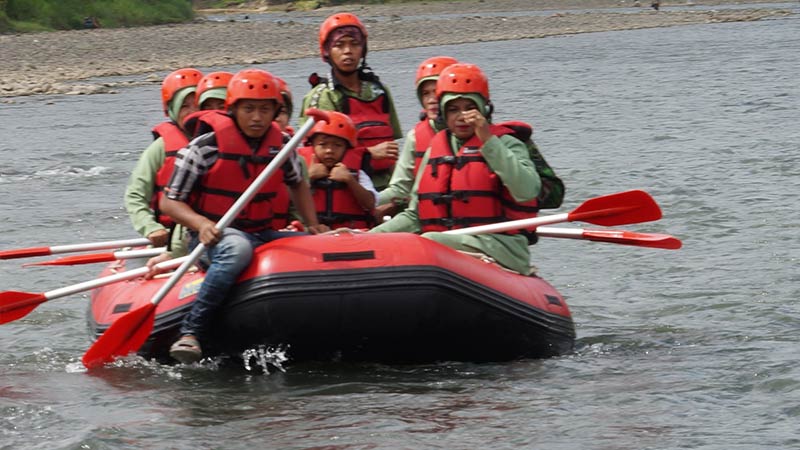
[0,0,791,98]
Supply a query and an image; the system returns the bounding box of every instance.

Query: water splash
[242,345,288,374]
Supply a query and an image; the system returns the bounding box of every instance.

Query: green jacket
[123,137,187,256]
[371,133,540,274]
[378,126,418,206]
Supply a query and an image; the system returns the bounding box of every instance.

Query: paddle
[0,237,151,260]
[81,108,330,369]
[535,226,682,249]
[23,247,166,267]
[0,256,189,325]
[443,190,661,236]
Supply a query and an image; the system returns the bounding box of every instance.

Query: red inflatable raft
[87,232,575,364]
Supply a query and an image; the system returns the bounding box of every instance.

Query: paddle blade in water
[81,303,156,369]
[0,291,48,324]
[579,229,682,249]
[568,190,662,226]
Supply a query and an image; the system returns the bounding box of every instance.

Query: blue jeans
[179,228,305,338]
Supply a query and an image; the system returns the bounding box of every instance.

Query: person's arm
[160,132,221,246]
[369,151,427,234]
[378,128,417,206]
[481,134,541,202]
[328,164,374,211]
[336,167,376,211]
[124,138,167,245]
[461,108,541,202]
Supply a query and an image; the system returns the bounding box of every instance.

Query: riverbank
[0,0,791,98]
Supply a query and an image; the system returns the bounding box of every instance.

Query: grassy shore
[0,0,194,33]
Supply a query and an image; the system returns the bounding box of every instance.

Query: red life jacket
[180,110,217,138]
[150,121,189,227]
[417,125,539,233]
[190,112,290,232]
[298,146,374,230]
[343,92,396,177]
[413,119,437,177]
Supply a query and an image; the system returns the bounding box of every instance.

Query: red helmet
[435,63,490,102]
[225,69,282,110]
[318,13,368,63]
[196,71,234,107]
[415,56,459,88]
[161,68,202,115]
[274,76,293,116]
[308,111,358,148]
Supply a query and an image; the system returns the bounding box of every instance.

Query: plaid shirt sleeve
[164,132,218,202]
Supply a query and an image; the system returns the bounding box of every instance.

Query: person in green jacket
[370,63,541,275]
[375,55,459,221]
[299,12,403,191]
[124,68,202,257]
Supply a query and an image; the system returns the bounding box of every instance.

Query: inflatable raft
[87,232,575,364]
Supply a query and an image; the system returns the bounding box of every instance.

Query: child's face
[201,98,225,111]
[312,133,348,169]
[329,35,364,73]
[177,93,198,131]
[418,80,438,120]
[444,97,480,140]
[275,106,290,132]
[232,99,278,138]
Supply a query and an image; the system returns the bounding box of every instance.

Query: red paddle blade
[0,291,48,324]
[82,304,156,369]
[0,247,50,260]
[568,190,662,226]
[581,229,682,249]
[23,252,116,267]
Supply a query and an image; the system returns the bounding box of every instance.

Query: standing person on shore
[299,12,402,191]
[375,56,459,220]
[159,69,328,363]
[298,111,378,230]
[370,63,541,275]
[124,68,202,257]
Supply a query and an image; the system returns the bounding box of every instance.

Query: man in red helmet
[298,111,378,230]
[371,63,541,275]
[159,69,328,364]
[299,12,403,192]
[124,68,202,258]
[375,56,459,220]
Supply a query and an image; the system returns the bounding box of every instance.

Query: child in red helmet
[371,64,541,275]
[298,111,378,230]
[274,76,295,135]
[376,56,459,220]
[159,69,328,364]
[299,12,402,191]
[124,68,201,256]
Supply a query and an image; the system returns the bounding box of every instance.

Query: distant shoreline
[0,0,791,98]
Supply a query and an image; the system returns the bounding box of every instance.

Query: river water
[1,7,798,449]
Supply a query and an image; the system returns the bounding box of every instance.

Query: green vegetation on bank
[0,0,194,33]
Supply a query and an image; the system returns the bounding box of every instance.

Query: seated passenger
[298,111,377,230]
[371,64,542,275]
